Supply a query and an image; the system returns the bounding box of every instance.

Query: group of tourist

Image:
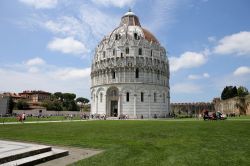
[16,113,26,122]
[203,110,227,120]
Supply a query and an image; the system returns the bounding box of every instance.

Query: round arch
[106,86,119,117]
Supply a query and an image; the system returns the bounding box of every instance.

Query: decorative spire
[128,8,132,12]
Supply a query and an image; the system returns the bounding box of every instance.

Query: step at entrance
[0,140,68,166]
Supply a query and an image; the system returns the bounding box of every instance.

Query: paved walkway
[0,140,102,166]
[37,146,102,166]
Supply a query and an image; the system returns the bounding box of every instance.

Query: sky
[0,0,250,103]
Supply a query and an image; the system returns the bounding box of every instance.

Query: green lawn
[0,120,249,166]
[0,116,81,123]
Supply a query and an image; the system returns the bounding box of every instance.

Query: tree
[76,97,89,104]
[221,86,238,100]
[237,86,249,97]
[68,101,79,111]
[63,93,76,101]
[42,100,63,111]
[76,97,90,112]
[8,97,14,114]
[16,100,29,110]
[54,92,63,101]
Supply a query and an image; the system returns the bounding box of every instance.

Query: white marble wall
[91,84,169,118]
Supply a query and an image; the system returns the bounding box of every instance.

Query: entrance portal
[111,100,118,117]
[106,86,119,117]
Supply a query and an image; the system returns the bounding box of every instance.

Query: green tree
[76,97,89,104]
[54,92,63,101]
[221,86,238,100]
[8,97,14,114]
[68,101,79,111]
[16,100,29,110]
[63,93,76,101]
[237,86,249,97]
[76,97,90,112]
[42,100,63,111]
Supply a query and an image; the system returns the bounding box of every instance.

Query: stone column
[96,95,98,114]
[118,68,121,82]
[148,94,151,118]
[129,68,131,82]
[118,93,121,116]
[134,94,137,118]
[123,68,126,82]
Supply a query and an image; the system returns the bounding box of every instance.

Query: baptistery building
[90,10,170,118]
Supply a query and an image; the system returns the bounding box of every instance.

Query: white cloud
[44,16,88,41]
[28,67,39,73]
[26,57,46,66]
[0,59,91,98]
[188,73,210,80]
[40,5,118,57]
[147,0,179,31]
[47,37,88,55]
[172,83,202,94]
[169,51,207,72]
[203,73,210,78]
[233,66,250,76]
[19,0,58,9]
[51,68,91,80]
[91,0,136,8]
[79,5,119,39]
[214,31,250,56]
[208,36,216,42]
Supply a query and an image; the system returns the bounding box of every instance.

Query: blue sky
[0,0,250,102]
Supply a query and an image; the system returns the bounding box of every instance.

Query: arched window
[154,93,156,102]
[115,34,118,40]
[135,68,139,78]
[138,48,142,55]
[103,51,106,58]
[112,70,115,79]
[141,92,144,102]
[134,33,139,40]
[100,93,103,102]
[121,53,123,58]
[113,49,116,56]
[163,93,165,103]
[126,92,130,102]
[126,47,129,54]
[157,70,160,80]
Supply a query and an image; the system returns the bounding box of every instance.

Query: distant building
[0,94,10,115]
[3,92,24,102]
[19,90,51,103]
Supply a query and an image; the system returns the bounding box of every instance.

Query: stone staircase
[0,140,68,166]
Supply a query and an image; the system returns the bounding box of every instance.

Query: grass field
[1,115,250,123]
[0,120,249,166]
[0,116,81,123]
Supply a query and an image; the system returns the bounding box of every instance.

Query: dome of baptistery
[90,9,170,118]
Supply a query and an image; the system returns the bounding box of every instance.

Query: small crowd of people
[203,110,227,120]
[90,114,107,120]
[16,113,26,122]
[118,114,129,120]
